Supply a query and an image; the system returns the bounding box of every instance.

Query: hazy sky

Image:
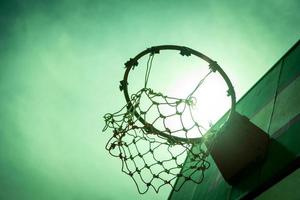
[0,0,299,200]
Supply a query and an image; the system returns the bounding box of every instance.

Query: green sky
[0,0,299,199]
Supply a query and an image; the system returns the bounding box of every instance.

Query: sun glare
[167,68,231,136]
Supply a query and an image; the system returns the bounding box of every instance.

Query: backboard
[169,39,300,200]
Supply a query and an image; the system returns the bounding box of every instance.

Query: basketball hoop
[103,45,236,193]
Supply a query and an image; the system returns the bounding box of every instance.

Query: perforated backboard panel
[169,40,300,200]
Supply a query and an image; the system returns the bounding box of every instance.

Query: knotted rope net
[103,88,211,193]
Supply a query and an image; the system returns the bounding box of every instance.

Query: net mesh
[103,88,211,193]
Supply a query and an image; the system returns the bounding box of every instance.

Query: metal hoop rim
[121,45,236,143]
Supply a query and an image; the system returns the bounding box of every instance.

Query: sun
[167,68,231,135]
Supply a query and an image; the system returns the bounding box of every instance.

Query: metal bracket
[124,58,138,69]
[148,47,160,55]
[179,47,191,56]
[209,61,219,72]
[119,80,128,91]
